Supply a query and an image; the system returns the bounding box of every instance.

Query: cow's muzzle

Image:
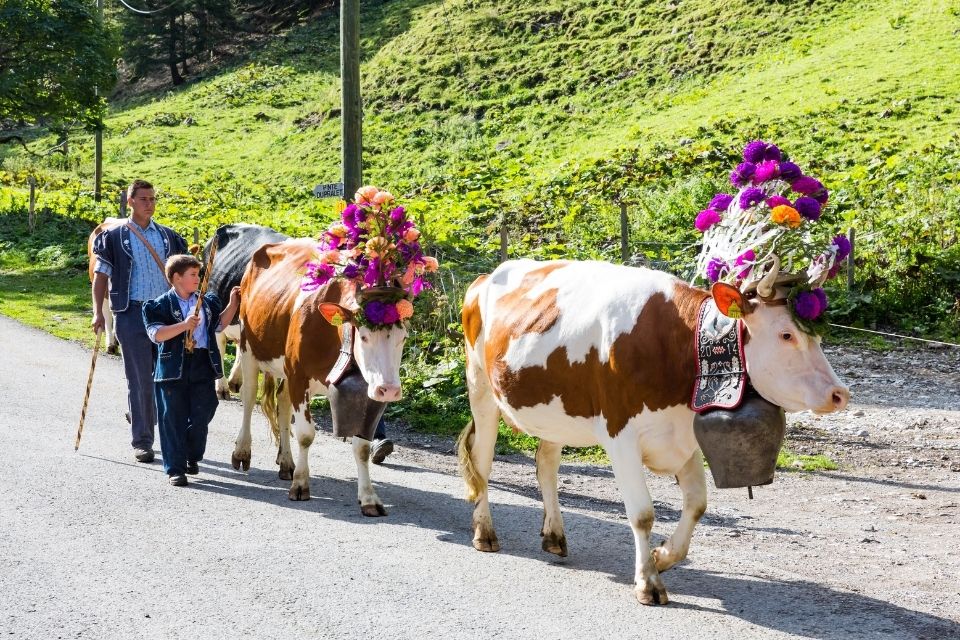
[371,384,402,402]
[815,386,850,414]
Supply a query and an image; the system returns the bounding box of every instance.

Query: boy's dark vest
[142,290,224,382]
[92,222,187,312]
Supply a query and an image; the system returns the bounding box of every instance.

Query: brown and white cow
[458,259,849,605]
[235,239,407,514]
[87,218,124,354]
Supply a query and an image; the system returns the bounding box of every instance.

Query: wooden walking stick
[75,327,104,451]
[185,234,219,353]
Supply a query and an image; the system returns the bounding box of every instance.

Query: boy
[143,254,240,486]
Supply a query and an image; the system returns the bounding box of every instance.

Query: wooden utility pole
[341,0,362,200]
[619,201,629,263]
[93,0,104,202]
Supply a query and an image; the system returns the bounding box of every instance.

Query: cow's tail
[456,419,486,503]
[260,373,280,445]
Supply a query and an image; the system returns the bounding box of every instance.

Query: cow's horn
[756,255,780,299]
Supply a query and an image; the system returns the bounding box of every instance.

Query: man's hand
[92,313,105,334]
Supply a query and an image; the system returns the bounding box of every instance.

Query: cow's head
[318,294,407,403]
[713,279,849,414]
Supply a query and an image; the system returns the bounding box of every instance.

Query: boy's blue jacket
[142,289,224,382]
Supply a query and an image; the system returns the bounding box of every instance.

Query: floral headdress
[301,185,438,328]
[692,141,851,333]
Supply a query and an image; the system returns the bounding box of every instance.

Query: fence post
[119,190,127,217]
[499,222,508,263]
[193,228,200,246]
[27,176,36,233]
[846,228,855,290]
[619,200,629,263]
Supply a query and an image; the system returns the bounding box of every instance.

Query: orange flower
[372,191,394,206]
[401,263,416,285]
[403,227,421,242]
[365,236,389,258]
[770,205,802,228]
[396,298,414,320]
[355,185,378,204]
[319,250,340,264]
[423,256,439,272]
[329,223,348,238]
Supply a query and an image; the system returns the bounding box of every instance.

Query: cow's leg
[460,366,501,552]
[288,395,314,501]
[232,350,258,471]
[353,437,387,517]
[536,440,567,557]
[275,383,295,481]
[214,331,231,399]
[607,442,669,606]
[653,450,707,573]
[227,350,243,394]
[103,298,119,355]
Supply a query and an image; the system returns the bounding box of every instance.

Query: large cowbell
[327,370,387,441]
[693,390,786,489]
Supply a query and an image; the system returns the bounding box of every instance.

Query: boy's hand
[183,315,201,332]
[229,286,241,302]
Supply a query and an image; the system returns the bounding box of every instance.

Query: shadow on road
[184,456,957,638]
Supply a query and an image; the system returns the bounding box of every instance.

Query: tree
[0,0,119,129]
[117,0,237,86]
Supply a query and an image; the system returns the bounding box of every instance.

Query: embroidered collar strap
[691,297,748,412]
[325,323,355,385]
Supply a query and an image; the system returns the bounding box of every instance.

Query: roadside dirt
[316,342,960,626]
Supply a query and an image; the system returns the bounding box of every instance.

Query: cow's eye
[780,331,794,342]
[360,335,369,343]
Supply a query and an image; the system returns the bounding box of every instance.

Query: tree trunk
[168,12,184,85]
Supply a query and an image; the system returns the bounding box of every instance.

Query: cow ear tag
[318,303,346,326]
[712,283,748,319]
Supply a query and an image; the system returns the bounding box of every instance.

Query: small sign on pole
[313,182,345,199]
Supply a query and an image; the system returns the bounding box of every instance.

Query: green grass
[0,271,94,345]
[776,449,840,472]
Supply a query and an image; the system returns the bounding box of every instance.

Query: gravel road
[1,314,958,639]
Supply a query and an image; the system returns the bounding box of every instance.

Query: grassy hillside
[2,0,959,439]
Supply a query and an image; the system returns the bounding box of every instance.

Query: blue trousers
[374,416,387,440]
[114,303,157,450]
[156,350,219,476]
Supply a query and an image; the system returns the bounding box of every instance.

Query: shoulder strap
[127,222,168,279]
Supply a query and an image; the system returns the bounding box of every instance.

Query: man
[91,180,187,463]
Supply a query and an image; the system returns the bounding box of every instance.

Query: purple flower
[695,209,722,232]
[827,263,842,280]
[832,234,851,261]
[409,276,429,296]
[812,187,829,205]
[706,257,727,283]
[779,161,802,183]
[301,262,335,291]
[739,187,765,209]
[794,290,824,320]
[730,162,756,187]
[709,193,734,211]
[766,195,792,208]
[342,263,360,279]
[794,196,822,221]
[792,176,823,196]
[752,160,780,184]
[735,249,756,279]
[341,203,358,221]
[742,141,768,163]
[763,143,782,162]
[381,304,400,325]
[813,288,828,311]
[389,206,406,224]
[363,258,381,286]
[363,300,388,325]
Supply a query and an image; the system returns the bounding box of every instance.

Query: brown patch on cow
[461,274,489,349]
[488,279,708,438]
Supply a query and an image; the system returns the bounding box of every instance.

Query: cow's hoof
[231,452,250,471]
[288,484,310,501]
[106,345,119,356]
[634,580,669,606]
[216,388,231,401]
[278,466,294,481]
[228,381,241,394]
[360,503,387,517]
[541,531,568,557]
[472,535,501,553]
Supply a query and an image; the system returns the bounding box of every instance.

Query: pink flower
[766,195,792,209]
[423,256,439,272]
[734,249,756,279]
[319,250,341,264]
[403,227,421,242]
[752,160,781,184]
[401,263,416,285]
[372,191,394,206]
[695,209,722,232]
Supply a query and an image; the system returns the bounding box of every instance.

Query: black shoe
[134,448,155,463]
[169,474,188,487]
[186,461,199,475]
[371,438,394,465]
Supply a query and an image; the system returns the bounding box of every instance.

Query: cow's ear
[318,302,354,327]
[712,283,752,319]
